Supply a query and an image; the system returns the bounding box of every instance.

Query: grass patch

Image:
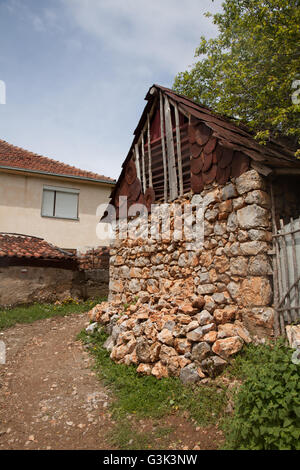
[109,420,174,450]
[0,297,106,330]
[78,329,227,427]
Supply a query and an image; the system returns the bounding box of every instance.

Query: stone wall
[76,247,110,271]
[90,169,275,382]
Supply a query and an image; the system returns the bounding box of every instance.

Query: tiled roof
[110,83,300,201]
[151,85,298,168]
[0,233,74,260]
[0,139,115,183]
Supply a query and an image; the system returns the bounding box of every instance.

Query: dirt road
[0,313,114,450]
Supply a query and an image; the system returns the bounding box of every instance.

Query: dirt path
[0,313,225,450]
[0,314,114,450]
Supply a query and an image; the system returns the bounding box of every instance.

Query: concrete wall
[0,170,113,249]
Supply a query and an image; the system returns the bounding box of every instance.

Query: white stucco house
[0,139,115,249]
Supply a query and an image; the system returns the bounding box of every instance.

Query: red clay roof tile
[0,233,74,260]
[0,139,115,183]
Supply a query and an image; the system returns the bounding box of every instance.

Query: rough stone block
[236,170,266,195]
[240,277,272,306]
[237,205,269,229]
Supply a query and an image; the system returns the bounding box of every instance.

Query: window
[41,186,79,220]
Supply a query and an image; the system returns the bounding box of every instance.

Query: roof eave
[0,165,116,186]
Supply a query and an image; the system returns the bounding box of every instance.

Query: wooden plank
[202,152,213,172]
[270,182,281,337]
[195,122,211,146]
[251,161,273,176]
[204,136,217,154]
[191,143,202,159]
[290,217,299,322]
[191,156,203,175]
[147,114,153,187]
[160,91,168,202]
[191,172,204,193]
[134,145,141,181]
[164,95,178,200]
[203,163,217,185]
[216,164,231,185]
[219,147,233,169]
[125,159,137,185]
[141,133,146,193]
[279,219,292,325]
[174,102,183,196]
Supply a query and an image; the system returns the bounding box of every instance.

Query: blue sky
[0,0,221,179]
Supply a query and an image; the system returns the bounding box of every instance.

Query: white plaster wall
[0,171,114,249]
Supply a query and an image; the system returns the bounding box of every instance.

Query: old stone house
[91,84,300,382]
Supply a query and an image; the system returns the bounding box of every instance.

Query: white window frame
[41,185,80,220]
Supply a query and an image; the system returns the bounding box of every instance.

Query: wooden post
[174,102,183,197]
[159,92,168,202]
[147,113,153,187]
[280,218,292,326]
[134,145,141,181]
[289,217,299,322]
[141,133,146,193]
[270,182,283,337]
[164,95,178,200]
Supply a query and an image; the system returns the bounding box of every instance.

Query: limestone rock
[157,328,174,346]
[174,338,192,355]
[103,336,114,352]
[201,355,227,377]
[137,363,152,375]
[203,331,218,343]
[221,183,237,200]
[110,339,136,361]
[195,310,213,326]
[240,241,268,256]
[85,322,98,334]
[212,336,244,357]
[197,284,216,295]
[230,257,248,276]
[180,365,201,384]
[245,190,270,208]
[248,254,272,276]
[217,323,251,343]
[186,327,204,342]
[236,170,265,195]
[152,361,169,379]
[159,344,177,365]
[191,296,205,310]
[237,205,269,230]
[214,306,237,324]
[136,338,152,363]
[241,277,272,307]
[191,342,211,362]
[201,323,216,335]
[286,325,300,349]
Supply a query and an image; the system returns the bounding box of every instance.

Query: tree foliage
[173,0,300,152]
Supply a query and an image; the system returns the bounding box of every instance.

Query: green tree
[173,0,300,154]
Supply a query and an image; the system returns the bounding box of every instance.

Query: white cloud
[62,0,220,73]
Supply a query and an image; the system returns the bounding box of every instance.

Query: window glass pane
[55,191,78,219]
[42,190,55,216]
